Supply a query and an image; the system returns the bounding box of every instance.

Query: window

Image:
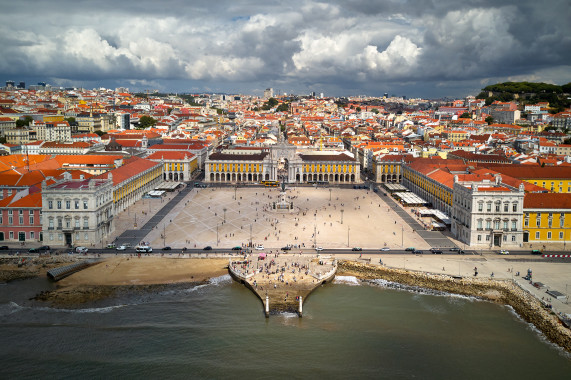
[29,216,34,225]
[83,200,88,210]
[487,203,491,212]
[66,200,71,209]
[48,200,53,210]
[58,233,63,241]
[535,232,540,239]
[57,218,62,228]
[512,221,517,230]
[494,220,500,229]
[547,231,552,239]
[477,220,483,229]
[503,235,507,241]
[57,200,62,209]
[548,219,552,228]
[512,235,516,242]
[536,219,541,227]
[559,232,564,239]
[49,219,54,229]
[477,235,482,241]
[478,203,483,212]
[65,219,71,229]
[75,219,80,228]
[19,215,23,225]
[486,220,491,229]
[84,233,89,240]
[512,203,517,212]
[9,231,14,239]
[30,231,34,239]
[83,218,89,228]
[495,203,500,212]
[504,203,509,212]
[503,221,508,230]
[75,232,79,240]
[49,233,53,241]
[8,216,12,225]
[486,235,490,241]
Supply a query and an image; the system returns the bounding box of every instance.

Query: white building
[452,175,525,248]
[41,173,114,247]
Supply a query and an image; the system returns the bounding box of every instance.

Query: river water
[1,275,570,379]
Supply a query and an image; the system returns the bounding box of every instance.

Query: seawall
[339,260,571,353]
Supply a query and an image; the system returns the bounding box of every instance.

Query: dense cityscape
[0,82,570,251]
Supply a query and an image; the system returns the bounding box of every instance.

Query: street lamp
[163,224,166,247]
[401,225,404,247]
[217,224,219,245]
[329,188,332,201]
[341,209,344,224]
[234,186,237,200]
[223,207,227,223]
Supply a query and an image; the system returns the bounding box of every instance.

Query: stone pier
[228,253,337,316]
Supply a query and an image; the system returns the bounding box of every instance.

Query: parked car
[162,246,172,251]
[116,245,127,251]
[381,247,390,251]
[75,246,88,254]
[107,243,116,249]
[431,249,443,254]
[405,247,416,251]
[203,246,212,251]
[39,245,50,251]
[416,250,424,254]
[352,247,363,251]
[232,246,242,250]
[136,246,152,253]
[449,247,460,251]
[0,246,9,250]
[531,249,541,255]
[315,247,324,251]
[255,245,264,250]
[499,250,509,255]
[281,246,292,251]
[28,248,39,253]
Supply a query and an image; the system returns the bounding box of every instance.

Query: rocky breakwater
[339,260,571,353]
[0,255,84,283]
[229,254,337,315]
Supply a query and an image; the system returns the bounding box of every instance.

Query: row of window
[48,200,89,210]
[0,216,36,225]
[477,202,518,213]
[48,232,90,241]
[477,234,517,242]
[477,220,518,230]
[3,231,36,240]
[48,217,89,229]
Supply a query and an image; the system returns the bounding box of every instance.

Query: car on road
[499,250,509,255]
[107,243,116,249]
[405,247,415,252]
[136,246,152,253]
[75,246,88,254]
[531,249,541,255]
[39,245,50,251]
[352,247,363,251]
[0,246,9,250]
[28,248,40,253]
[431,249,443,254]
[255,245,264,250]
[162,246,171,251]
[315,247,324,251]
[380,247,390,251]
[415,250,424,254]
[281,246,292,251]
[116,245,127,251]
[449,247,460,251]
[203,246,212,251]
[232,246,242,250]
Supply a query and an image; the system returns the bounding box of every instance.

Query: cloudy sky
[1,0,570,98]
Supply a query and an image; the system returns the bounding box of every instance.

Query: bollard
[299,296,303,317]
[265,295,269,318]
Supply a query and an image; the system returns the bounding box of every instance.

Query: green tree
[138,115,157,129]
[371,108,379,114]
[276,103,289,112]
[16,115,33,128]
[356,107,362,112]
[94,130,106,136]
[460,112,471,118]
[485,116,494,125]
[0,136,6,144]
[64,117,76,124]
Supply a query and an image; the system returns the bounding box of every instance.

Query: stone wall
[339,260,571,353]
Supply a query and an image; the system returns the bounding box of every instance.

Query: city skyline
[1,0,570,98]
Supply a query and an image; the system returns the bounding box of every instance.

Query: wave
[0,301,130,315]
[333,276,361,286]
[505,305,571,359]
[209,274,232,286]
[366,278,478,301]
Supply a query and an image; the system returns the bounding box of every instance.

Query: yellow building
[523,193,571,246]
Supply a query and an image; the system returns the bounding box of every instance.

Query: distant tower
[264,88,273,99]
[17,82,25,89]
[6,80,15,89]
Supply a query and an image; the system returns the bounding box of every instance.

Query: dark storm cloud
[0,0,568,97]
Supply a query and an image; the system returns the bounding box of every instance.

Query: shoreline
[338,260,571,353]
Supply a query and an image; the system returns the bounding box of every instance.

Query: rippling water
[1,275,570,379]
